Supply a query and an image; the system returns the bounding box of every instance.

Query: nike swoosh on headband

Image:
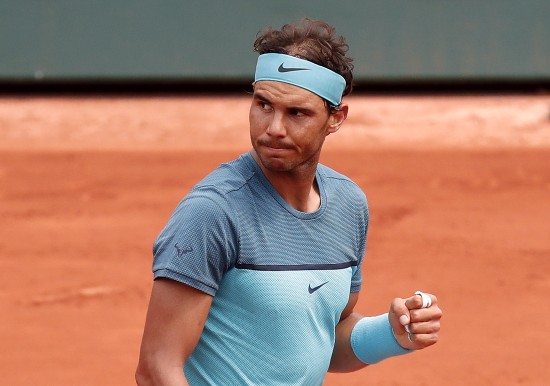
[255,53,346,105]
[278,63,310,73]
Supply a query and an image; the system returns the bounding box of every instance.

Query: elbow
[135,354,186,385]
[135,362,153,386]
[135,355,163,386]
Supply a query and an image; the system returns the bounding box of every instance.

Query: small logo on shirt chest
[308,281,328,294]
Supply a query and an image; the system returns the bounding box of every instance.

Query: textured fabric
[153,151,369,385]
[255,53,346,106]
[350,313,412,364]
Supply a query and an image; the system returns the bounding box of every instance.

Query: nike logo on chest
[308,281,328,294]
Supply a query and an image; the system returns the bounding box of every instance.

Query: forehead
[253,80,325,108]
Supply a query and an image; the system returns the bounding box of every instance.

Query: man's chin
[257,153,293,172]
[252,146,297,172]
[260,158,291,172]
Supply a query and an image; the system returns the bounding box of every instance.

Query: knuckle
[418,333,439,348]
[428,323,441,334]
[390,297,405,312]
[430,333,440,344]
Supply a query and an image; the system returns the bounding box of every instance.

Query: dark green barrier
[1,0,549,83]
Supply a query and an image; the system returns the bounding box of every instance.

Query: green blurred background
[1,0,549,89]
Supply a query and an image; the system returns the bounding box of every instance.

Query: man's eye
[258,102,271,111]
[289,109,305,117]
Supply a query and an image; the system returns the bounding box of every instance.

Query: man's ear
[326,103,349,135]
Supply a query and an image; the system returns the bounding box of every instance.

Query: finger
[409,301,443,325]
[407,332,440,348]
[407,305,442,347]
[403,294,422,311]
[389,298,411,334]
[406,319,441,335]
[409,308,441,326]
[405,292,436,311]
[405,315,441,348]
[415,291,432,308]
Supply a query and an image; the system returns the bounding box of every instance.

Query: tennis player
[136,18,442,385]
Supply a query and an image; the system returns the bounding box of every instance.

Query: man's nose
[266,112,286,137]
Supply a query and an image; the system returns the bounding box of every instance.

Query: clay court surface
[1,94,549,385]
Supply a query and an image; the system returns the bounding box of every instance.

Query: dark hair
[254,18,354,97]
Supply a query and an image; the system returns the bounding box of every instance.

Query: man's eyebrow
[289,105,316,116]
[253,90,316,114]
[252,92,271,103]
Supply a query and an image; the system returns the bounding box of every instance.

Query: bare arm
[329,292,442,373]
[329,292,366,372]
[135,278,213,386]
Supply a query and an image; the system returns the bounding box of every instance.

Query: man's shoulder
[318,163,351,180]
[194,153,255,196]
[318,163,367,201]
[318,163,359,188]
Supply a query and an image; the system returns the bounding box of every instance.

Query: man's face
[249,80,345,175]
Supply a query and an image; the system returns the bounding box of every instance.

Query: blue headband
[254,53,346,106]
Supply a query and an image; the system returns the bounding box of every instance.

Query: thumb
[389,298,411,335]
[399,314,410,328]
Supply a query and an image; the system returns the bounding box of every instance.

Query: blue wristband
[350,313,412,364]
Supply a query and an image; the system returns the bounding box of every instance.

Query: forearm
[135,359,189,386]
[329,312,367,372]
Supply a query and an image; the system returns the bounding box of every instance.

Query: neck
[251,151,321,213]
[271,172,321,213]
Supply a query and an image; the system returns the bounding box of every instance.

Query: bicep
[138,278,213,370]
[339,291,359,323]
